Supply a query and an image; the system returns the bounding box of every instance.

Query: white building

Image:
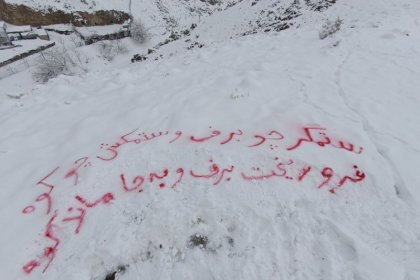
[5,24,32,41]
[1,22,50,42]
[0,21,11,46]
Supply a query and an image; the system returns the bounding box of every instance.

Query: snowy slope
[4,0,129,13]
[3,0,239,18]
[1,0,420,279]
[4,0,331,34]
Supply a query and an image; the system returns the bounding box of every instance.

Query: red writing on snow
[21,123,366,275]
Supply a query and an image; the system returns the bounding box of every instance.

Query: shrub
[33,47,74,83]
[98,40,128,61]
[130,18,149,43]
[319,17,343,40]
[33,39,85,83]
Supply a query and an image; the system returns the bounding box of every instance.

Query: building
[6,24,33,41]
[34,28,50,40]
[1,22,50,42]
[0,21,11,46]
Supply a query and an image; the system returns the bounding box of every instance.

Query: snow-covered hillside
[4,0,128,13]
[1,0,420,279]
[4,0,334,34]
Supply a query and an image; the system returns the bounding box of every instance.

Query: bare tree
[130,18,149,43]
[33,38,86,83]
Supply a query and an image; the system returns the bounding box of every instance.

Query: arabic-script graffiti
[21,124,366,275]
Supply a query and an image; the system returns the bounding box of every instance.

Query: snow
[4,0,129,13]
[76,24,127,37]
[1,0,420,279]
[33,29,48,36]
[5,24,32,33]
[43,24,74,32]
[0,39,52,64]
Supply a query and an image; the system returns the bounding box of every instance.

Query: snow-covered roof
[76,24,127,37]
[42,24,73,32]
[6,24,32,33]
[34,28,49,36]
[0,38,52,63]
[20,31,38,37]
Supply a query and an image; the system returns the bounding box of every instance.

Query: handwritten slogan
[21,125,365,275]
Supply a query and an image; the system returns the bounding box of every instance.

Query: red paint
[220,130,243,145]
[332,141,363,154]
[190,130,221,142]
[171,168,184,188]
[44,247,56,261]
[275,159,293,176]
[149,169,169,182]
[120,174,145,192]
[241,171,275,181]
[169,131,183,143]
[297,166,312,181]
[97,129,169,161]
[64,157,90,186]
[96,148,118,161]
[121,128,142,143]
[37,167,60,192]
[287,126,326,151]
[62,207,86,234]
[107,128,141,149]
[337,165,366,187]
[43,210,60,272]
[144,131,169,141]
[139,131,169,142]
[241,159,293,181]
[75,193,114,208]
[190,163,220,179]
[22,205,36,214]
[35,193,52,215]
[287,126,363,154]
[318,167,334,189]
[22,167,58,216]
[213,166,235,186]
[248,130,284,148]
[22,125,370,275]
[22,260,40,274]
[44,211,60,248]
[22,192,53,216]
[190,163,234,186]
[96,129,133,161]
[328,166,366,193]
[63,193,114,234]
[22,211,60,274]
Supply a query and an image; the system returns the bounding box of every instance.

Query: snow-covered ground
[1,0,420,279]
[0,39,52,64]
